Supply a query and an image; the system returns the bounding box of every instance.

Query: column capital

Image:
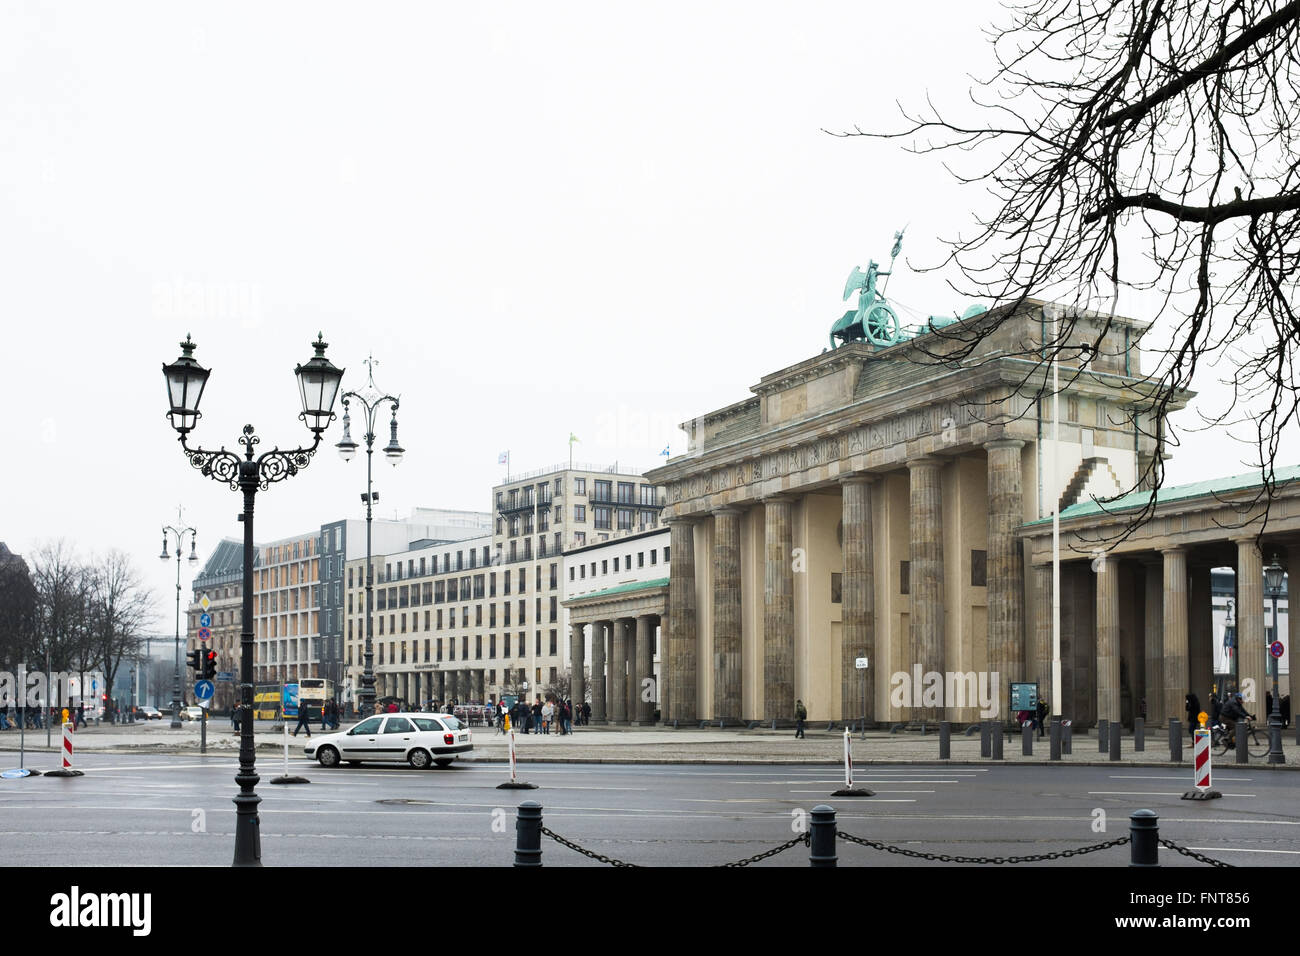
[983,438,1025,452]
[838,472,879,487]
[1159,546,1187,556]
[711,506,743,517]
[906,455,945,471]
[761,492,794,504]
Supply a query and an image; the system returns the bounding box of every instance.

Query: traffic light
[202,650,217,680]
[186,649,202,673]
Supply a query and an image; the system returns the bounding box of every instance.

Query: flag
[569,433,579,445]
[498,451,508,465]
[659,445,670,457]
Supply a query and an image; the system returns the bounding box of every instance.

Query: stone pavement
[1,720,1298,770]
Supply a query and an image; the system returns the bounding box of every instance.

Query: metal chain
[717,832,810,868]
[1158,839,1234,867]
[836,830,1130,864]
[540,826,640,867]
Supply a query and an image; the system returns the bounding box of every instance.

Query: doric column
[1095,552,1121,723]
[1032,563,1053,703]
[1143,561,1164,724]
[1162,547,1188,723]
[611,619,629,723]
[763,496,794,722]
[636,615,654,723]
[907,458,945,721]
[667,519,698,722]
[625,619,638,722]
[472,669,484,703]
[985,440,1025,688]
[1235,539,1265,707]
[591,620,607,723]
[570,622,586,711]
[839,475,876,723]
[1289,559,1300,701]
[712,507,743,720]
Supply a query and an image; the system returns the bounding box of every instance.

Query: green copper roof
[565,577,670,602]
[1028,464,1300,526]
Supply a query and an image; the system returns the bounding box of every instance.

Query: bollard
[1134,717,1145,752]
[979,721,991,758]
[514,801,544,867]
[1181,728,1221,800]
[1235,725,1249,764]
[45,722,83,778]
[1128,809,1160,867]
[809,805,837,867]
[991,724,1004,759]
[1063,722,1073,754]
[1050,716,1062,761]
[1109,722,1121,761]
[939,721,950,759]
[1022,723,1033,756]
[1169,719,1182,762]
[1098,718,1109,753]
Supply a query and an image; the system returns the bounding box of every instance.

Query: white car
[305,712,473,769]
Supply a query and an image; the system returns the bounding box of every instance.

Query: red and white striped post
[832,727,873,797]
[496,727,537,790]
[508,729,518,783]
[45,721,83,777]
[1181,723,1221,800]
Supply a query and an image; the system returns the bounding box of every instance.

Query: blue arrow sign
[199,613,212,629]
[194,680,215,701]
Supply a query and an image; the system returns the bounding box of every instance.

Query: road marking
[1184,847,1300,855]
[1108,774,1253,781]
[789,789,934,794]
[1087,791,1257,798]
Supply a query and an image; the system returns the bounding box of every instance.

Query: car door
[378,716,416,762]
[340,716,384,762]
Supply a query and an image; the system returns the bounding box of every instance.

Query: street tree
[0,544,37,667]
[86,550,155,718]
[838,0,1300,532]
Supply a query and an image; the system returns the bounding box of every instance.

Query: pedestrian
[1185,692,1201,741]
[794,699,807,739]
[75,704,85,729]
[231,703,241,733]
[582,701,591,726]
[562,699,572,735]
[1035,697,1048,738]
[1209,693,1222,731]
[542,698,553,735]
[532,697,543,735]
[292,700,312,738]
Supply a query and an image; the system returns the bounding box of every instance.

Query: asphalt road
[1,751,1296,868]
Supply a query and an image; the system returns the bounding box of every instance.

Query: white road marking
[1087,791,1257,797]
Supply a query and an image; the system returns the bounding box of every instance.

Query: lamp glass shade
[383,413,404,464]
[1264,556,1285,594]
[295,333,345,433]
[162,335,210,433]
[336,408,358,461]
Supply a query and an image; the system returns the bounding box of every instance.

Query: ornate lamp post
[335,356,403,719]
[1264,554,1285,765]
[159,510,198,729]
[163,332,344,867]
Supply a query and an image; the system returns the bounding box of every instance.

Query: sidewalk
[2,720,1298,769]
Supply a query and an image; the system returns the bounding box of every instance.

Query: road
[0,752,1295,867]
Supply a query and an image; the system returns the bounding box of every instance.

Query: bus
[298,678,334,722]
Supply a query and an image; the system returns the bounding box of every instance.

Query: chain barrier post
[991,722,1004,759]
[1134,716,1145,751]
[809,805,837,867]
[939,721,950,759]
[1235,723,1249,764]
[1022,722,1033,756]
[515,800,543,867]
[1049,715,1062,760]
[1109,721,1121,761]
[1169,718,1182,762]
[1129,809,1159,867]
[979,720,991,758]
[1098,718,1108,753]
[1063,720,1072,754]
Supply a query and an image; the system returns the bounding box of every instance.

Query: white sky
[1,1,1289,628]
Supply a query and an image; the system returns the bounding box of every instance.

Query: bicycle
[1213,718,1269,758]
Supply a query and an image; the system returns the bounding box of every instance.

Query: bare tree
[30,540,91,675]
[86,550,155,717]
[836,0,1300,534]
[0,544,37,667]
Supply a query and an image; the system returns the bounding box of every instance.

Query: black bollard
[1022,723,1033,756]
[1063,722,1073,754]
[1050,716,1062,761]
[1134,717,1145,752]
[1109,722,1121,761]
[1236,726,1249,765]
[1129,809,1159,867]
[809,805,837,868]
[980,721,991,758]
[991,724,1004,759]
[1098,718,1109,753]
[515,801,544,867]
[939,721,951,759]
[1169,719,1182,762]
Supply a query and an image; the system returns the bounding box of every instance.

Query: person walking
[794,699,807,739]
[1185,692,1201,741]
[292,699,312,738]
[1035,697,1049,738]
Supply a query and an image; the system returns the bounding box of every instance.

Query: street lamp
[163,332,343,867]
[336,355,402,719]
[1264,553,1285,765]
[160,510,198,729]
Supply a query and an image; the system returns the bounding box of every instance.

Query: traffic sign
[217,671,235,682]
[1270,641,1285,659]
[194,680,215,701]
[197,627,211,642]
[0,769,32,779]
[199,594,211,611]
[199,613,212,629]
[854,657,869,670]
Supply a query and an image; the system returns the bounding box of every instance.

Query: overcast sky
[2,1,1289,629]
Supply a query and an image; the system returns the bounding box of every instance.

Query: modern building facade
[185,538,253,712]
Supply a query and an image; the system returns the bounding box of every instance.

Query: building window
[476,605,483,626]
[971,550,987,588]
[462,636,468,659]
[574,505,586,522]
[490,605,497,627]
[549,598,557,623]
[602,560,608,575]
[831,573,842,604]
[594,480,612,503]
[575,478,586,495]
[900,561,911,595]
[476,636,482,660]
[574,532,585,546]
[613,557,620,573]
[650,549,657,565]
[448,638,454,661]
[579,565,585,579]
[490,634,496,658]
[594,507,611,530]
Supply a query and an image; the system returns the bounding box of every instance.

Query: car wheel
[408,748,432,770]
[434,758,453,768]
[317,746,340,768]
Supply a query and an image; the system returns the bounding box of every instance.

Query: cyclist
[1220,693,1256,747]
